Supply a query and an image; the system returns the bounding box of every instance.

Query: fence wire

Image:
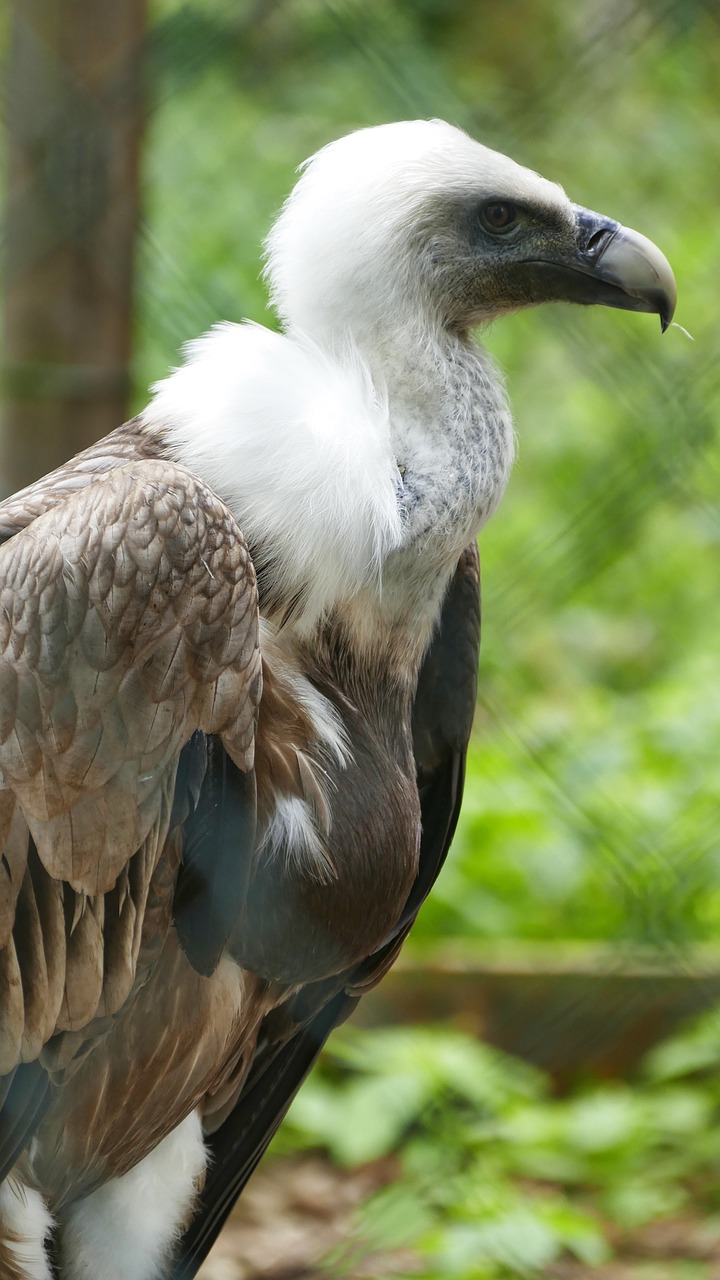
[1,1,720,1275]
[1,0,719,1083]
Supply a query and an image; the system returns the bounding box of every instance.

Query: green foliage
[139,0,720,950]
[130,7,720,1276]
[278,1009,720,1277]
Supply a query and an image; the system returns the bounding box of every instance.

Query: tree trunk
[1,0,147,495]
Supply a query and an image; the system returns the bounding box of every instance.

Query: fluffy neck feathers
[144,319,513,642]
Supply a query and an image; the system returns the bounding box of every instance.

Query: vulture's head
[266,119,676,345]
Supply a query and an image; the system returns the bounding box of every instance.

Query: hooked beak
[570,205,677,332]
[523,205,677,332]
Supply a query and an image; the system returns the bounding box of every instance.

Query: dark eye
[480,201,518,233]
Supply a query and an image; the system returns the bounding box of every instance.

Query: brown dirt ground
[197,1155,415,1280]
[197,1156,720,1280]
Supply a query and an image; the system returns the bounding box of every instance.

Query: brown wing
[0,458,260,1082]
[173,542,481,1279]
[0,418,167,543]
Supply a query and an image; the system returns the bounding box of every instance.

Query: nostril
[585,227,615,258]
[573,207,621,260]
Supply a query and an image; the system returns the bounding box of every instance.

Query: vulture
[0,120,675,1280]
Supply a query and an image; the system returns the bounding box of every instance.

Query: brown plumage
[0,120,675,1279]
[0,409,478,1277]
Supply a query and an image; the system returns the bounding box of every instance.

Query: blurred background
[2,1,719,1276]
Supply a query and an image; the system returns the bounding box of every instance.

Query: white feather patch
[265,119,568,343]
[291,677,349,768]
[259,793,335,882]
[61,1111,206,1280]
[144,323,403,631]
[259,619,350,771]
[0,1178,54,1280]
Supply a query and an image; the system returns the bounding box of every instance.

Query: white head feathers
[145,121,523,633]
[265,119,566,345]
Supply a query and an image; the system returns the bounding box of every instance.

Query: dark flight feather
[173,736,257,978]
[171,543,481,1278]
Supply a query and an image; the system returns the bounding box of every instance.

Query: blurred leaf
[644,1008,720,1083]
[565,1088,640,1152]
[603,1177,688,1230]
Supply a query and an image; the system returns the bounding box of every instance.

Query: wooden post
[1,0,147,495]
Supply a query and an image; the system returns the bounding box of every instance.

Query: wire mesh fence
[1,1,719,1275]
[3,0,719,1048]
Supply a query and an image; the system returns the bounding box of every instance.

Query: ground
[197,1156,720,1280]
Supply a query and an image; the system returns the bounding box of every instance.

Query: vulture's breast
[229,637,421,985]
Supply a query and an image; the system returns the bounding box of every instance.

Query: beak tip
[659,275,678,335]
[659,285,677,334]
[592,220,677,335]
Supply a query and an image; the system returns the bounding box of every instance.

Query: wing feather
[0,419,167,543]
[173,542,482,1278]
[0,941,24,1076]
[0,458,261,1085]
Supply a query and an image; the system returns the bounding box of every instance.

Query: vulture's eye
[480,201,519,233]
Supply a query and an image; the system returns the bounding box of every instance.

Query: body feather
[0,118,675,1277]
